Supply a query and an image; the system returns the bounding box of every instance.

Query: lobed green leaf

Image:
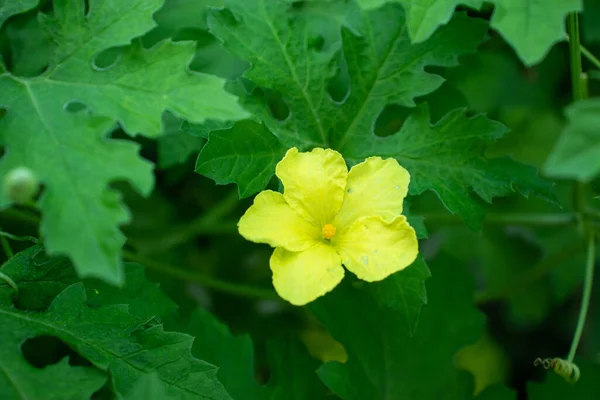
[0,0,248,284]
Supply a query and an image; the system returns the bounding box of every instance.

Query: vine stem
[566,12,594,365]
[422,212,576,227]
[122,249,279,300]
[567,234,595,363]
[0,230,14,259]
[581,45,600,70]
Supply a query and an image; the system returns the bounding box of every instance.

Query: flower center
[322,224,337,240]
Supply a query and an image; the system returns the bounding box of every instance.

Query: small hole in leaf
[22,335,91,368]
[373,105,413,137]
[92,47,123,71]
[64,100,89,113]
[262,89,290,121]
[327,54,348,103]
[307,35,324,52]
[290,1,307,11]
[83,0,90,15]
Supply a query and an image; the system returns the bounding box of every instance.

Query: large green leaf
[196,120,286,197]
[367,256,431,335]
[355,0,485,43]
[0,354,105,400]
[309,253,485,399]
[0,0,248,284]
[490,0,582,66]
[355,0,581,65]
[0,281,231,399]
[209,1,485,149]
[125,373,173,400]
[206,0,552,223]
[345,105,555,228]
[0,0,39,28]
[543,98,600,182]
[0,113,151,284]
[175,308,328,400]
[0,245,177,319]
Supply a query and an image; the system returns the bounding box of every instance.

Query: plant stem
[568,13,585,102]
[0,271,18,295]
[0,231,14,259]
[566,12,595,365]
[122,249,279,300]
[567,234,595,363]
[422,212,576,227]
[581,45,600,70]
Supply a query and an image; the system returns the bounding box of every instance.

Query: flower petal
[270,243,344,305]
[334,157,410,232]
[238,190,319,251]
[276,147,347,227]
[335,215,418,282]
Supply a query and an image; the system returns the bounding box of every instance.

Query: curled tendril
[534,357,580,384]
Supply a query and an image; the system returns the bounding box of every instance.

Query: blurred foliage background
[2,0,600,399]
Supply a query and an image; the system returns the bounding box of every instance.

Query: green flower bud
[3,167,40,204]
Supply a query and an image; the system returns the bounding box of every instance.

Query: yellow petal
[270,243,344,305]
[334,215,418,282]
[334,157,410,232]
[276,147,347,227]
[238,190,319,251]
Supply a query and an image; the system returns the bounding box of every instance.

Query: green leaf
[0,245,78,309]
[0,0,248,284]
[208,0,549,215]
[124,373,172,400]
[355,0,581,65]
[5,13,54,77]
[196,120,286,197]
[0,245,177,319]
[582,0,600,43]
[490,0,582,66]
[309,252,485,399]
[0,114,151,284]
[177,308,328,399]
[0,0,39,28]
[0,355,106,400]
[37,0,246,137]
[345,105,556,228]
[152,0,224,36]
[0,282,231,399]
[543,98,600,182]
[366,256,431,335]
[85,263,178,320]
[355,0,486,43]
[209,1,486,149]
[157,113,206,169]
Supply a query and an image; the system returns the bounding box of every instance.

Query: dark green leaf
[0,282,231,399]
[346,105,556,228]
[0,246,177,320]
[0,0,39,28]
[355,0,485,43]
[309,253,485,399]
[196,120,286,197]
[367,256,431,335]
[0,0,248,284]
[178,308,328,399]
[124,373,172,400]
[544,98,600,182]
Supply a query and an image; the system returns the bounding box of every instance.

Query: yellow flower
[238,147,418,305]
